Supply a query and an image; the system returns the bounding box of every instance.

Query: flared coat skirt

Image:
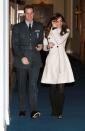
[41,46,75,84]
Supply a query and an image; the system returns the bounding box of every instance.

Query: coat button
[57,46,58,47]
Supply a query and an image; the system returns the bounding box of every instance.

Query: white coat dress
[41,28,75,84]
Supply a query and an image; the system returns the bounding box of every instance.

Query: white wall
[0,0,9,130]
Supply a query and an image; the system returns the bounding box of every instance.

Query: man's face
[24,8,34,22]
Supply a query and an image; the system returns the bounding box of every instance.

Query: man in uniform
[12,4,43,118]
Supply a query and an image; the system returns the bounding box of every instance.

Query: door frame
[0,0,10,130]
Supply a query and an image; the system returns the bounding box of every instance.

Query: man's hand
[36,44,43,51]
[21,57,30,65]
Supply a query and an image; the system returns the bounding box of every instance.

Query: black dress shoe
[31,111,41,119]
[51,112,63,119]
[19,111,26,117]
[55,114,63,119]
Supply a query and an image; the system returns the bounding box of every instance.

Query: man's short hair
[24,4,34,13]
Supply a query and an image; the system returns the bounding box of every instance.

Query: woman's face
[52,17,63,28]
[52,20,57,28]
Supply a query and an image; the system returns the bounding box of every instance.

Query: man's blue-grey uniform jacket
[12,20,43,68]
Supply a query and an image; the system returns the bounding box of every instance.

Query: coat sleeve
[43,36,49,51]
[12,25,24,58]
[48,29,70,45]
[47,30,56,44]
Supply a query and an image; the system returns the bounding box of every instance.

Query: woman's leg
[49,84,65,117]
[55,84,65,116]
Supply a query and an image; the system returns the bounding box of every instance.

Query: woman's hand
[48,42,55,49]
[36,44,43,51]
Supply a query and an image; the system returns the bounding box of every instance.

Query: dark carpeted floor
[7,55,85,131]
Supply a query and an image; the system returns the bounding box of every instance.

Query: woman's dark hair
[55,13,68,35]
[45,13,68,37]
[44,16,57,38]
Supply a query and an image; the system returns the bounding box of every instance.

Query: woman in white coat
[41,13,75,118]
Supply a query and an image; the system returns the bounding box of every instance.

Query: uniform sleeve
[12,25,24,57]
[37,23,44,45]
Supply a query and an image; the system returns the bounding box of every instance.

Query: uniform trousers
[16,64,40,112]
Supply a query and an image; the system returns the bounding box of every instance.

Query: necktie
[29,23,31,31]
